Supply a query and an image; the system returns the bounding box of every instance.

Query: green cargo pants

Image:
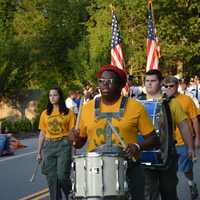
[42,138,72,200]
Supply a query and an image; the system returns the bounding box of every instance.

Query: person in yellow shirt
[69,64,159,200]
[164,76,200,200]
[36,86,75,200]
[138,69,195,200]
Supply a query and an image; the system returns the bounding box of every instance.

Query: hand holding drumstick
[68,98,85,147]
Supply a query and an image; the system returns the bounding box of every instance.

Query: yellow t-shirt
[145,95,187,140]
[168,98,188,139]
[39,108,75,139]
[79,96,154,152]
[175,94,199,146]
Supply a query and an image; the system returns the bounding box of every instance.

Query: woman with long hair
[36,86,75,200]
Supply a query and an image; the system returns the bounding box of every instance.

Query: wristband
[134,143,141,151]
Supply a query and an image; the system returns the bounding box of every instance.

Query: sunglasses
[98,78,115,85]
[164,84,176,88]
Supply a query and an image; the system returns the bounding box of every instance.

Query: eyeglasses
[164,84,176,88]
[98,78,114,86]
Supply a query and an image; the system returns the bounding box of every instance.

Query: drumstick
[73,97,84,146]
[107,121,136,162]
[30,161,40,182]
[107,121,126,148]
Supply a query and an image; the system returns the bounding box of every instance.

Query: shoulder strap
[94,96,128,119]
[162,96,176,153]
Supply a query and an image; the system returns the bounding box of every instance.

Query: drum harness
[161,96,177,170]
[94,96,128,154]
[94,95,177,170]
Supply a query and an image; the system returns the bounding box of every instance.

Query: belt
[45,136,68,142]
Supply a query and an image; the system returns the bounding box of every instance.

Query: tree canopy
[0,0,199,99]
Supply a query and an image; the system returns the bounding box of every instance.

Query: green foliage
[0,118,16,133]
[0,117,33,133]
[35,91,48,116]
[14,117,32,132]
[154,0,200,73]
[32,115,40,131]
[86,0,199,75]
[0,0,199,102]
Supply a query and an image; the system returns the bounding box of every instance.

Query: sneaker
[189,183,199,200]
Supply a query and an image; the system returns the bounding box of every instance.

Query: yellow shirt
[39,108,75,139]
[79,96,154,152]
[169,98,187,139]
[175,94,199,146]
[145,95,187,140]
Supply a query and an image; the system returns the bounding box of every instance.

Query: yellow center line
[31,192,49,200]
[18,188,49,200]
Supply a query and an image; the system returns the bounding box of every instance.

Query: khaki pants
[42,139,72,200]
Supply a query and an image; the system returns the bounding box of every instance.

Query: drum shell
[73,153,128,198]
[138,100,173,170]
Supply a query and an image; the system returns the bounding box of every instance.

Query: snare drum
[138,100,172,169]
[72,152,128,198]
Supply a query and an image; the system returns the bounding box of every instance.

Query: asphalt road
[0,138,200,200]
[177,148,200,200]
[0,138,47,200]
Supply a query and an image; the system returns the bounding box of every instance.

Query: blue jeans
[176,145,193,173]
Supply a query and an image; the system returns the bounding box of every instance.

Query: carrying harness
[161,96,177,169]
[94,96,128,153]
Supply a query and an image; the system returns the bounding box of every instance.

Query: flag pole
[147,0,161,58]
[147,0,155,30]
[110,4,116,12]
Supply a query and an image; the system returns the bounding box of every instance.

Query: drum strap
[94,96,128,119]
[162,97,176,157]
[94,96,128,151]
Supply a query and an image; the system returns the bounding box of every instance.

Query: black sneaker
[189,183,199,200]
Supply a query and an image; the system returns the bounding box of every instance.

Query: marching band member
[139,70,195,200]
[69,65,159,200]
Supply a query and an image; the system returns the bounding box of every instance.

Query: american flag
[146,3,160,72]
[111,11,125,70]
[111,10,129,95]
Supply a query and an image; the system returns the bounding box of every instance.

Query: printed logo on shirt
[92,126,124,147]
[47,116,64,135]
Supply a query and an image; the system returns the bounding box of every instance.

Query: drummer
[69,64,159,200]
[139,69,195,200]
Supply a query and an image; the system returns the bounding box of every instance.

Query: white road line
[0,151,37,162]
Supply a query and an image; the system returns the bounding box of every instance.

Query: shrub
[36,92,48,115]
[14,117,32,132]
[0,118,16,133]
[32,115,40,132]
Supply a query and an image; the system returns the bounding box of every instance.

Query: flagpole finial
[110,4,116,12]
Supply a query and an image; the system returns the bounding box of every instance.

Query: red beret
[96,64,127,87]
